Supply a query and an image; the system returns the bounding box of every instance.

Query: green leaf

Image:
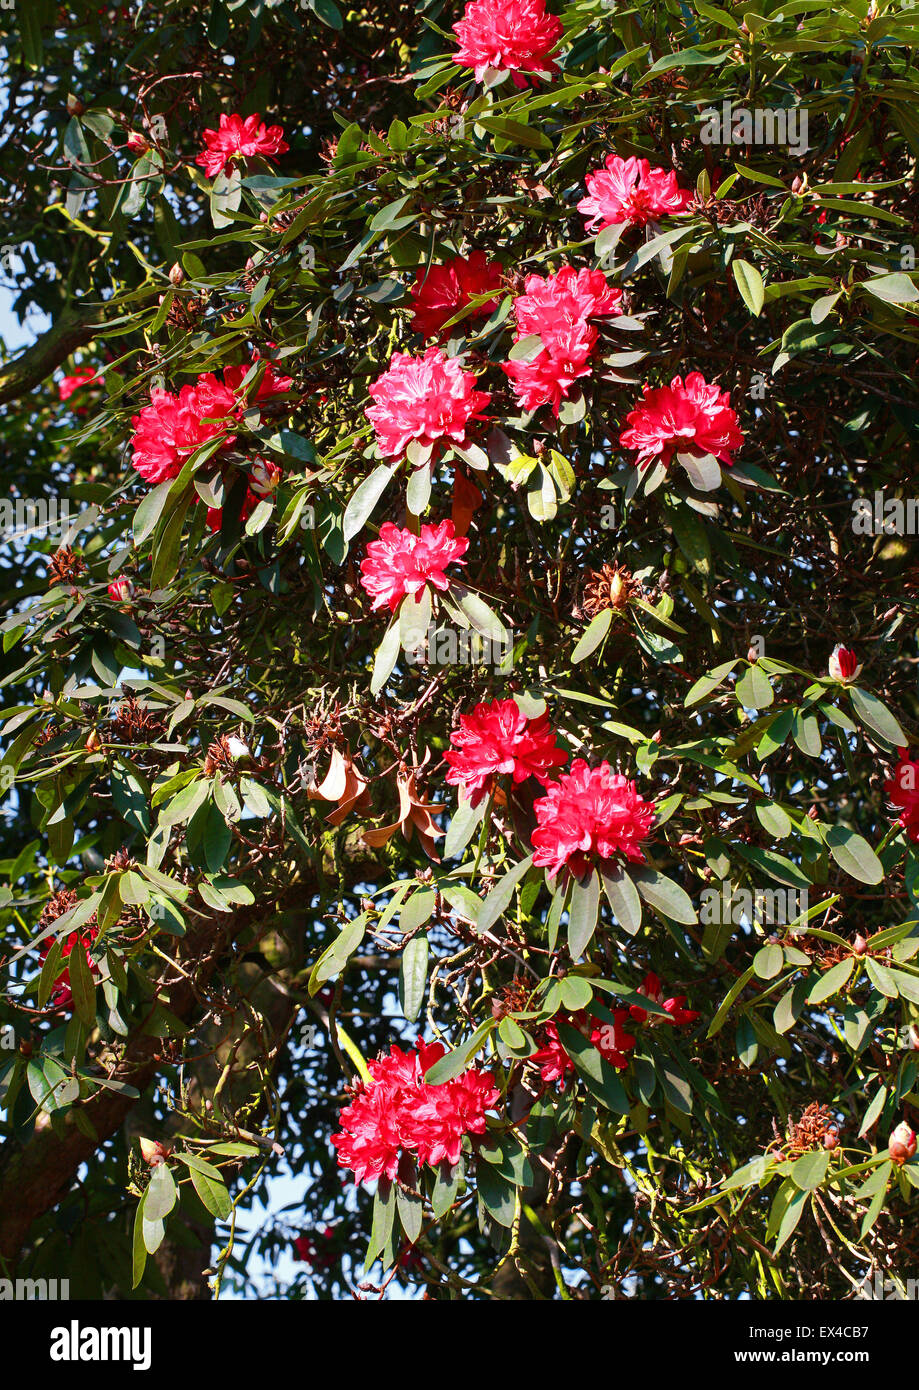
[633,869,697,924]
[567,869,600,958]
[732,259,765,315]
[144,1162,177,1222]
[571,609,613,664]
[807,957,854,1004]
[824,826,884,885]
[343,463,397,542]
[599,864,642,936]
[399,934,429,1023]
[177,1153,232,1219]
[477,855,534,934]
[370,618,401,696]
[791,1149,830,1192]
[849,686,906,748]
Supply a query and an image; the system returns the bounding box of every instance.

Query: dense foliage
[2,0,919,1301]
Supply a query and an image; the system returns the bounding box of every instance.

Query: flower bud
[226,736,251,763]
[823,1130,839,1151]
[107,576,135,603]
[746,644,759,663]
[828,644,861,683]
[66,94,84,117]
[139,1137,172,1167]
[852,933,868,956]
[168,263,185,287]
[249,459,282,498]
[84,729,102,753]
[125,131,149,154]
[888,1121,917,1165]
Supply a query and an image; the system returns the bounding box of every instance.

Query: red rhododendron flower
[444,697,567,805]
[409,252,503,340]
[452,0,563,87]
[503,265,621,413]
[59,367,98,402]
[195,112,289,179]
[578,154,694,231]
[221,360,294,404]
[619,372,744,472]
[532,1019,576,1086]
[332,1039,498,1184]
[886,750,919,842]
[589,1010,637,1069]
[531,760,656,878]
[628,971,700,1027]
[130,385,237,484]
[828,644,861,683]
[365,348,491,461]
[534,1010,636,1085]
[39,925,100,1011]
[359,520,469,613]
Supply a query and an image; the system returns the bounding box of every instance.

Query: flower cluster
[445,697,567,805]
[365,347,491,462]
[409,252,503,340]
[196,112,289,179]
[332,1040,498,1184]
[359,520,469,612]
[129,359,291,485]
[530,759,656,878]
[578,154,694,231]
[503,264,622,414]
[629,972,699,1027]
[532,1010,637,1085]
[619,372,744,472]
[452,0,563,87]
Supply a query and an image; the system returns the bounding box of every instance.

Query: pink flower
[531,760,656,879]
[452,0,563,87]
[130,385,237,485]
[410,252,503,340]
[195,112,289,179]
[332,1039,498,1185]
[444,697,567,805]
[828,644,861,683]
[886,751,919,843]
[365,348,491,461]
[107,577,135,603]
[359,521,469,613]
[503,265,621,414]
[628,971,699,1027]
[578,154,694,231]
[619,372,744,472]
[59,367,98,402]
[512,266,622,337]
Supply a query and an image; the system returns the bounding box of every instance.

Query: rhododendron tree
[2,0,919,1321]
